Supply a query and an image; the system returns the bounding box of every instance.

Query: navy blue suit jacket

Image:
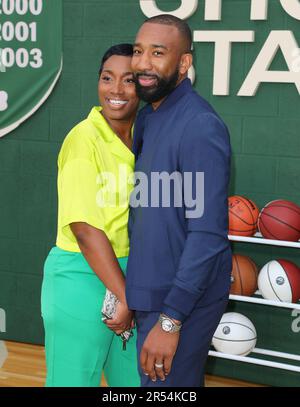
[126,79,232,322]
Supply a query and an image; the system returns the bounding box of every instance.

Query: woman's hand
[104,302,134,334]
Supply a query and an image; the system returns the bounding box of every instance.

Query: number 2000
[0,0,43,15]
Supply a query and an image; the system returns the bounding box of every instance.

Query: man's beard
[134,68,180,104]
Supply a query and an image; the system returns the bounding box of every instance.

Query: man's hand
[104,302,134,335]
[140,322,180,382]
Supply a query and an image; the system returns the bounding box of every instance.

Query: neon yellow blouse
[55,107,134,257]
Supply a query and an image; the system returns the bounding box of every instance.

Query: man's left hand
[140,322,180,382]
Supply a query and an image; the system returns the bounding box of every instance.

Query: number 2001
[0,22,37,42]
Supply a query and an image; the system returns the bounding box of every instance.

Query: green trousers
[41,246,140,387]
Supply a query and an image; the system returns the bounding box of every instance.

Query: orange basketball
[258,200,300,242]
[230,254,258,296]
[228,195,260,236]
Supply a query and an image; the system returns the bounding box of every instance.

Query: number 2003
[0,48,42,68]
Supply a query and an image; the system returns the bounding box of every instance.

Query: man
[126,15,232,387]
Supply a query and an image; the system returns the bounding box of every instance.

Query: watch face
[162,319,173,332]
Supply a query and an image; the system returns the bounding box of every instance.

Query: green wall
[0,0,299,386]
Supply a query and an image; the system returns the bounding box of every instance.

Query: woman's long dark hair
[99,43,133,76]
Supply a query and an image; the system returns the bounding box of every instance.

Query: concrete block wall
[0,0,299,385]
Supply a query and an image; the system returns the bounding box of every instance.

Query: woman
[41,44,140,387]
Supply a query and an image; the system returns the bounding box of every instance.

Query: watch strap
[159,314,182,333]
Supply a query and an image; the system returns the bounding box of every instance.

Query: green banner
[0,0,62,137]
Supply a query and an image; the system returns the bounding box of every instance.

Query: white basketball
[212,312,257,356]
[258,260,293,302]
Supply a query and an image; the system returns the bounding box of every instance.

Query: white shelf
[229,233,300,248]
[228,232,300,308]
[229,294,300,310]
[209,232,300,377]
[208,349,300,373]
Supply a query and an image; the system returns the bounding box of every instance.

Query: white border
[0,56,63,138]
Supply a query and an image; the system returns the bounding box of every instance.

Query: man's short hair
[145,14,192,53]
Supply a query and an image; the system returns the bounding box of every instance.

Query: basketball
[258,200,300,241]
[212,312,257,356]
[258,259,300,303]
[228,196,260,236]
[230,254,258,296]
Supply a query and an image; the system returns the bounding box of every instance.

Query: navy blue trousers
[135,296,228,387]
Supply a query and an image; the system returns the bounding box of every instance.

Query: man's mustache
[134,72,160,81]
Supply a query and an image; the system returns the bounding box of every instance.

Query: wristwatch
[159,314,182,333]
